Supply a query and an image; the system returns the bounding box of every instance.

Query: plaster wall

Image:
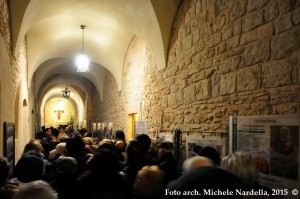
[0,0,30,161]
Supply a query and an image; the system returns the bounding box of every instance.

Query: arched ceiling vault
[10,0,182,95]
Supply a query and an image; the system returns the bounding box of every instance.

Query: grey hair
[13,180,57,199]
[182,156,214,173]
[222,152,258,185]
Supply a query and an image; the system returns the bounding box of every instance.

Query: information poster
[134,121,148,138]
[186,134,226,158]
[229,114,300,190]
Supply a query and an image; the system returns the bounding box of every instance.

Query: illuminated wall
[44,98,74,128]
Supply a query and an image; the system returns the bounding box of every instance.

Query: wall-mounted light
[75,25,89,72]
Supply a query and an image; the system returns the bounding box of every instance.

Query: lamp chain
[81,25,86,53]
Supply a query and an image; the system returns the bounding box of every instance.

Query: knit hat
[54,157,77,174]
[15,154,44,183]
[157,141,174,151]
[198,146,220,166]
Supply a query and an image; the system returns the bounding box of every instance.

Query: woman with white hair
[222,152,272,198]
[13,180,57,199]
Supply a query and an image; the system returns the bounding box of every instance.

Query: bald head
[182,156,214,173]
[115,140,126,151]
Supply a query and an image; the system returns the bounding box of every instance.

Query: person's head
[0,157,9,181]
[23,139,44,155]
[13,180,57,199]
[182,156,213,173]
[71,131,81,138]
[36,132,44,140]
[52,157,77,175]
[133,166,165,197]
[15,154,44,183]
[88,149,119,175]
[126,140,144,162]
[135,134,151,153]
[97,141,115,152]
[83,137,95,146]
[0,184,19,199]
[115,130,125,141]
[193,145,203,155]
[115,140,126,152]
[55,142,66,155]
[197,146,220,166]
[66,136,85,155]
[222,152,258,185]
[157,141,173,158]
[45,128,52,136]
[57,130,69,140]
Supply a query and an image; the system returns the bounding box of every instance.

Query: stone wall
[97,0,300,139]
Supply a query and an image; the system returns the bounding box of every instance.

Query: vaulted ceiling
[10,0,181,105]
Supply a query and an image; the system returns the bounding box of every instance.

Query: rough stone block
[195,39,205,52]
[168,93,176,107]
[240,22,274,45]
[192,52,202,64]
[184,85,195,103]
[192,29,200,44]
[271,27,300,59]
[293,6,300,24]
[264,1,279,22]
[183,34,193,50]
[242,10,264,32]
[191,18,198,32]
[262,60,296,87]
[218,42,226,53]
[166,67,178,77]
[247,0,268,12]
[178,79,188,89]
[175,90,184,105]
[207,32,222,47]
[222,23,233,41]
[176,115,184,124]
[233,18,242,35]
[170,83,178,93]
[214,0,229,15]
[213,12,229,32]
[185,6,195,24]
[184,114,194,123]
[278,0,293,14]
[196,9,207,25]
[244,39,270,66]
[237,65,262,91]
[226,34,240,50]
[162,96,168,108]
[230,0,247,21]
[188,63,201,76]
[164,77,175,88]
[178,26,186,39]
[199,58,213,70]
[195,79,212,100]
[195,0,202,16]
[219,56,241,74]
[220,72,236,95]
[274,13,292,34]
[200,23,213,39]
[180,69,188,80]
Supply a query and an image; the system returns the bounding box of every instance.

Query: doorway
[127,113,137,140]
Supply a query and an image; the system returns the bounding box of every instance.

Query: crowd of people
[0,127,274,199]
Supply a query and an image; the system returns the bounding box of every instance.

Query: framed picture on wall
[3,122,15,177]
